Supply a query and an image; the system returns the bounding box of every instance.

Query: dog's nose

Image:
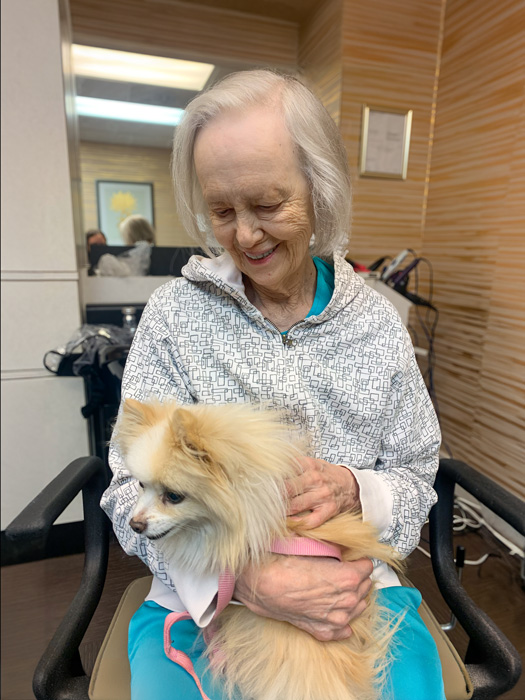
[129,518,147,534]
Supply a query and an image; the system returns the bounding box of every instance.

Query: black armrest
[6,456,110,700]
[6,457,106,550]
[430,458,523,699]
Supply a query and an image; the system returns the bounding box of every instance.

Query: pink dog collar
[270,536,342,560]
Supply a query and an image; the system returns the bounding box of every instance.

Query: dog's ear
[118,398,162,453]
[170,408,212,462]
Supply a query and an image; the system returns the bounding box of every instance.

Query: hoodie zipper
[264,318,302,347]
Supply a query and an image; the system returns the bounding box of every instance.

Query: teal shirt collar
[281,256,335,335]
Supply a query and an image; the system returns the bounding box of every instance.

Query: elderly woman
[96,215,156,276]
[102,70,445,699]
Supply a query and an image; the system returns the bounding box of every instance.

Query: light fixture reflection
[72,45,214,91]
[76,96,184,125]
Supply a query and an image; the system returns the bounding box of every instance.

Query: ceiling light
[76,96,184,126]
[72,45,214,91]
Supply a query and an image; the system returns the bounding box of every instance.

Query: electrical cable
[415,545,491,567]
[380,250,456,457]
[455,497,525,558]
[416,496,525,565]
[410,256,454,458]
[407,324,420,348]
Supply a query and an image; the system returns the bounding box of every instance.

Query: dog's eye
[138,482,144,489]
[165,492,185,505]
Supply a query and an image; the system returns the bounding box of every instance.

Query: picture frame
[358,105,413,180]
[96,180,155,244]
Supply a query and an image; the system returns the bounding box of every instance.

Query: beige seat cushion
[89,575,473,700]
[416,597,473,699]
[89,576,153,700]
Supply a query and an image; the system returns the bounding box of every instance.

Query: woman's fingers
[285,467,322,499]
[286,456,360,525]
[289,502,336,529]
[234,556,374,642]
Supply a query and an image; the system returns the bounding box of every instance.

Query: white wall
[1,0,89,529]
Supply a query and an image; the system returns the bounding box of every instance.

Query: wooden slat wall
[338,0,444,266]
[79,141,194,246]
[422,0,525,498]
[69,0,298,69]
[298,0,342,125]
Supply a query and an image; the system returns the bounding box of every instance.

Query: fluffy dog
[117,398,403,700]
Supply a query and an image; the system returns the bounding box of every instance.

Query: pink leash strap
[163,568,236,700]
[164,611,212,700]
[163,538,341,699]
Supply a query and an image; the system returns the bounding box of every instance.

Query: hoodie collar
[181,251,364,323]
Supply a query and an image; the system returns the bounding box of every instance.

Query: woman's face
[193,107,314,295]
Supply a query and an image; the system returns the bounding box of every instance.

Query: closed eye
[258,203,281,213]
[165,492,185,505]
[212,208,233,218]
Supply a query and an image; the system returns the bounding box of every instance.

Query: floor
[1,525,524,700]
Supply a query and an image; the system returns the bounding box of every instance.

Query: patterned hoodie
[101,252,441,624]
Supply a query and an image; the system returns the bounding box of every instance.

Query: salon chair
[6,457,523,700]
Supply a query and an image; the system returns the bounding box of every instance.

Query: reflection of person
[95,216,156,277]
[85,228,107,252]
[119,214,156,246]
[86,229,107,276]
[102,70,444,700]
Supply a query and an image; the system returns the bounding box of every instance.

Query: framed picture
[96,180,154,244]
[359,106,413,180]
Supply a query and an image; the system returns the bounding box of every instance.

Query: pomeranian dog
[117,398,403,700]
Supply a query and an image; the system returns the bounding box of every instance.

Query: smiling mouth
[244,245,278,261]
[146,528,173,540]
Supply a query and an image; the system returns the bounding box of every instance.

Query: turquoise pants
[129,586,446,700]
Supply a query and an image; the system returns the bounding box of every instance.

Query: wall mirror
[66,0,322,285]
[73,47,252,254]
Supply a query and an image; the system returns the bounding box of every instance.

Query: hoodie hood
[180,251,366,325]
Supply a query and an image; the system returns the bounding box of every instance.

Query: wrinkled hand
[234,555,373,641]
[286,456,360,529]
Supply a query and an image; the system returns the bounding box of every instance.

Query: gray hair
[171,69,351,257]
[119,214,156,245]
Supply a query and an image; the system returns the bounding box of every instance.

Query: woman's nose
[235,213,263,248]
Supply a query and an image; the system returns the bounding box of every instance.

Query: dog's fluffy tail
[207,591,404,700]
